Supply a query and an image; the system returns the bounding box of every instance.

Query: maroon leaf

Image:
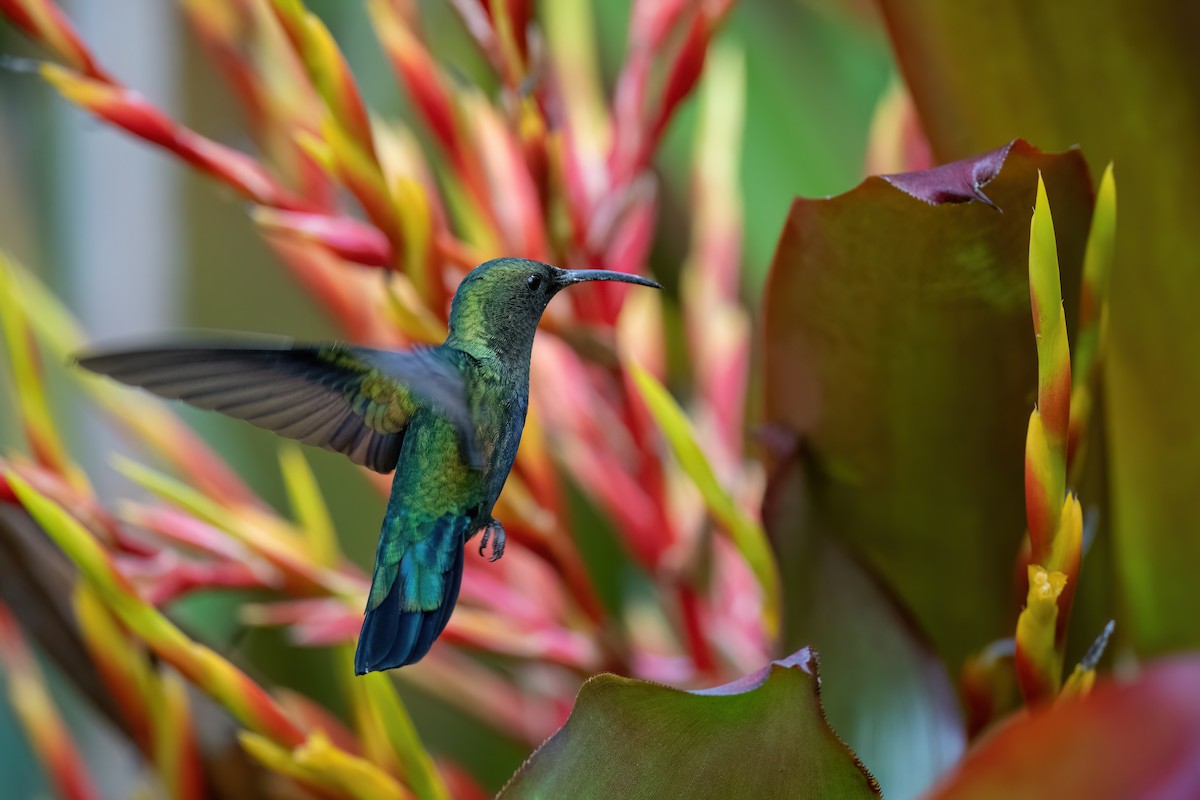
[929,656,1200,798]
[880,141,1012,207]
[762,140,1093,674]
[880,0,1200,656]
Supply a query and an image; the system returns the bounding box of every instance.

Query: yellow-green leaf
[240,730,408,800]
[630,363,780,638]
[359,670,448,800]
[278,444,339,567]
[0,253,88,491]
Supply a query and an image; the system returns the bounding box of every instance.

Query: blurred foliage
[879,0,1200,656]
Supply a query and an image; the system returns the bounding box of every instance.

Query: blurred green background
[0,1,892,794]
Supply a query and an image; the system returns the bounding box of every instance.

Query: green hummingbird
[78,257,660,674]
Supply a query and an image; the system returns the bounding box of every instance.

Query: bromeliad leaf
[928,656,1200,799]
[77,338,482,472]
[499,648,880,800]
[762,140,1093,672]
[880,0,1200,657]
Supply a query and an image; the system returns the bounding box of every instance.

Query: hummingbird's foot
[478,518,506,562]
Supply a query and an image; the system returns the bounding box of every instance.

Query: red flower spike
[269,2,378,161]
[253,208,393,268]
[1015,566,1066,705]
[600,194,658,318]
[564,440,664,569]
[371,0,462,162]
[141,558,272,607]
[317,119,408,267]
[469,98,550,260]
[490,0,531,85]
[961,639,1018,737]
[0,0,110,80]
[448,0,504,76]
[649,11,711,152]
[448,0,529,88]
[930,657,1200,799]
[547,122,597,253]
[8,461,148,556]
[276,691,362,756]
[608,0,690,184]
[181,6,337,216]
[1024,410,1057,564]
[179,2,269,134]
[678,584,717,675]
[506,0,532,57]
[440,610,601,670]
[41,65,312,211]
[127,505,253,563]
[154,425,263,510]
[262,229,396,343]
[0,473,15,504]
[0,603,101,800]
[72,585,156,757]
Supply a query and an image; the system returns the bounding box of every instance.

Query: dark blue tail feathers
[353,536,466,674]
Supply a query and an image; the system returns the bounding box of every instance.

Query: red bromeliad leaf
[879,0,1200,656]
[881,141,1010,207]
[762,140,1092,673]
[498,648,880,799]
[928,656,1200,798]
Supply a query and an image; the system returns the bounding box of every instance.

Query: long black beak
[557,268,662,290]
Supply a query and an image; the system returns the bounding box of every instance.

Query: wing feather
[78,339,480,473]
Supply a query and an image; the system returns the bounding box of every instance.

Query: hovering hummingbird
[79,258,660,674]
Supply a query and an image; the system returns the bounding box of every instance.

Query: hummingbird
[78,257,660,674]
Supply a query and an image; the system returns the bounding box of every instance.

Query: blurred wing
[77,340,480,473]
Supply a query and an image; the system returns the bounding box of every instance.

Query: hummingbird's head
[446,257,660,362]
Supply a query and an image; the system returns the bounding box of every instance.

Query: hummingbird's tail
[354,529,466,674]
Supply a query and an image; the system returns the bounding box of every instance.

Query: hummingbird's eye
[526,274,543,292]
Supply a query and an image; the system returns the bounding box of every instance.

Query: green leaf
[629,363,780,637]
[1072,163,1116,389]
[0,253,86,489]
[358,669,449,800]
[880,0,1200,655]
[763,456,966,798]
[762,141,1094,672]
[928,656,1200,798]
[278,444,339,567]
[499,648,879,800]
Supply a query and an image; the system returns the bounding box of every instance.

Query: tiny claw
[478,518,505,562]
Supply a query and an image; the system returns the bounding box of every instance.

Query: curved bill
[557,268,662,290]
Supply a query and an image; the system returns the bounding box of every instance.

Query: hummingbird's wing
[77,340,482,472]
